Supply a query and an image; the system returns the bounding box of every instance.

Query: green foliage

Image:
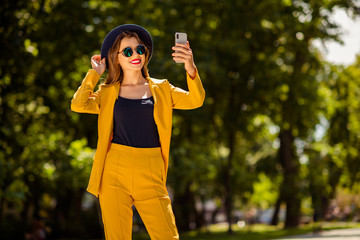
[1,0,360,238]
[251,173,280,209]
[131,222,360,240]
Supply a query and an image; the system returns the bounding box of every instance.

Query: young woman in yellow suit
[70,24,205,240]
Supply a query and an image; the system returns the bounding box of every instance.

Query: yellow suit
[70,69,205,198]
[71,69,205,239]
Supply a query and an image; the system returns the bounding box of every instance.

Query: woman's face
[117,37,146,73]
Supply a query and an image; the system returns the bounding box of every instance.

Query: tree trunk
[224,75,240,234]
[279,129,301,228]
[73,190,84,229]
[225,130,236,234]
[194,203,205,229]
[270,193,282,225]
[0,194,4,223]
[53,189,73,237]
[211,207,220,224]
[173,182,193,231]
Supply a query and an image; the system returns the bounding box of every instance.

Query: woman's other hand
[172,41,196,79]
[91,55,106,76]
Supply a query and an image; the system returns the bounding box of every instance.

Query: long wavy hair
[101,31,150,87]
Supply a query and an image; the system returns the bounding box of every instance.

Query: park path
[274,228,360,240]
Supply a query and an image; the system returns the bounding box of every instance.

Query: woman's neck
[121,70,147,86]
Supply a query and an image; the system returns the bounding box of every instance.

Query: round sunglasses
[118,45,146,57]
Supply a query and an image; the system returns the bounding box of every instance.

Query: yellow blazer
[71,69,205,197]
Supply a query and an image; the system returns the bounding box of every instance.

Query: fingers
[172,54,193,64]
[91,56,106,75]
[172,46,192,61]
[91,55,106,66]
[91,58,99,67]
[172,51,192,60]
[172,42,193,64]
[172,44,192,59]
[91,55,101,61]
[173,43,191,53]
[172,56,186,63]
[91,55,106,63]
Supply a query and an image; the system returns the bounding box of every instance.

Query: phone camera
[176,34,179,39]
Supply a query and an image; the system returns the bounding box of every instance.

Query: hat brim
[100,24,153,69]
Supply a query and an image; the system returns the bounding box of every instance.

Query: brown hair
[101,31,150,87]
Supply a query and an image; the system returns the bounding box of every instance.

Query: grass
[56,222,360,240]
[130,221,360,240]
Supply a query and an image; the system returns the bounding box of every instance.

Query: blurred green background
[1,0,360,239]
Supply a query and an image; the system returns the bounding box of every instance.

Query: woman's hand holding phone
[172,41,197,79]
[172,32,196,79]
[91,55,106,76]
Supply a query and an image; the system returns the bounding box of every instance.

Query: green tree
[0,0,105,237]
[307,56,360,221]
[1,0,360,238]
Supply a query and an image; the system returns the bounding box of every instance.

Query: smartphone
[175,32,187,63]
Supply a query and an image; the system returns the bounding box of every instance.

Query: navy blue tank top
[111,96,160,148]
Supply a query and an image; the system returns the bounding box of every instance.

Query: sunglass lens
[123,47,133,57]
[136,45,145,55]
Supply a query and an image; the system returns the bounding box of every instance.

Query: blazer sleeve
[170,68,205,109]
[70,69,101,114]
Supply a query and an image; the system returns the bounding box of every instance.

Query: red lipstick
[130,59,141,65]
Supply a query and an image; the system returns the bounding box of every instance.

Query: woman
[71,24,205,240]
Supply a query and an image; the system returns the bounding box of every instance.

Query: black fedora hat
[100,24,153,68]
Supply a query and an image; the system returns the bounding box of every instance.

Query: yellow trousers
[98,143,179,240]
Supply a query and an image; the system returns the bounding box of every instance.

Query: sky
[312,8,360,141]
[315,8,360,66]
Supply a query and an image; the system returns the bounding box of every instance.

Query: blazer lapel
[98,82,120,146]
